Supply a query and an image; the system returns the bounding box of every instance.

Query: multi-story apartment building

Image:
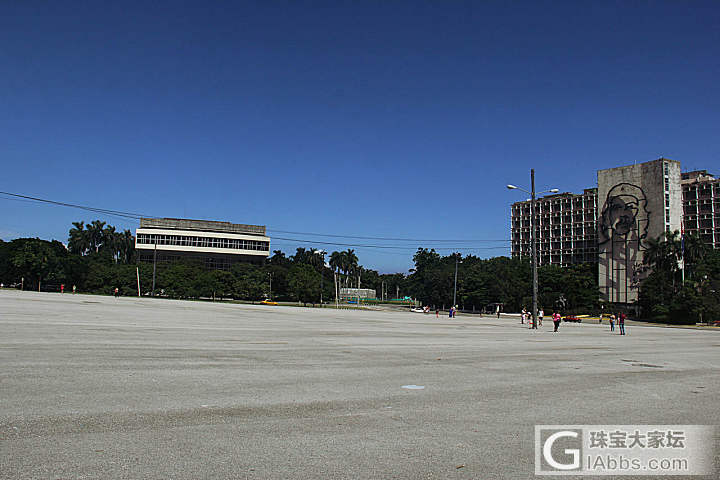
[511,189,597,267]
[682,170,720,249]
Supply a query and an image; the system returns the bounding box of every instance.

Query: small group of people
[519,307,628,335]
[607,312,627,335]
[449,305,458,318]
[520,308,546,329]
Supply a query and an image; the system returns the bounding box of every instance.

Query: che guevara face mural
[598,182,649,249]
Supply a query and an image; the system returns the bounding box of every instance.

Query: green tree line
[1,221,718,323]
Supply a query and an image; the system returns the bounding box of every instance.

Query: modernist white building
[135,218,270,269]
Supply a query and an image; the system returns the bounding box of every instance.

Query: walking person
[521,307,526,324]
[538,309,544,327]
[553,311,561,332]
[436,308,439,318]
[609,313,615,332]
[618,312,626,335]
[114,287,119,298]
[496,304,500,319]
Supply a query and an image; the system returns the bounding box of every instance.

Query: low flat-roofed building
[135,218,270,270]
[339,288,377,300]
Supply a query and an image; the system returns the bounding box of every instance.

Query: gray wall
[597,159,682,305]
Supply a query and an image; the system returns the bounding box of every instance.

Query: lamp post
[453,254,462,310]
[507,170,558,329]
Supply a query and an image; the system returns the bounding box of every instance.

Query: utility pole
[453,254,462,309]
[151,237,157,297]
[531,169,538,329]
[268,272,272,300]
[508,175,557,331]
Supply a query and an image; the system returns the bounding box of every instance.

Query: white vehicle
[410,306,430,313]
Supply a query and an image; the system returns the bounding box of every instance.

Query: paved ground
[1,290,718,479]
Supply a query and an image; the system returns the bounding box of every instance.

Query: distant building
[682,170,720,249]
[510,157,712,305]
[511,188,598,267]
[339,288,377,300]
[135,218,270,270]
[597,158,683,304]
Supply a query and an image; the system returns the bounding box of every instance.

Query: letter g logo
[543,430,580,470]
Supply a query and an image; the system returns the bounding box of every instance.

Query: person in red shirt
[553,311,562,332]
[618,312,626,335]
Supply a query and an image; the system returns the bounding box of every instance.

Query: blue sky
[1,1,718,273]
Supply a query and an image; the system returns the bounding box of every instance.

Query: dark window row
[137,233,269,252]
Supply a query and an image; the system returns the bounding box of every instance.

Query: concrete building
[339,288,377,300]
[682,170,720,249]
[597,158,683,304]
[511,188,597,266]
[511,157,700,305]
[135,218,270,270]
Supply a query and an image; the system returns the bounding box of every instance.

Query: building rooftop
[139,218,267,236]
[681,170,717,184]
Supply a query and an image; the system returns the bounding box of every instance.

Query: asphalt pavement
[1,290,718,479]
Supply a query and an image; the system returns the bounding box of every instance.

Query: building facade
[511,189,597,267]
[597,158,683,304]
[510,157,700,305]
[339,288,377,300]
[135,218,271,270]
[682,170,720,249]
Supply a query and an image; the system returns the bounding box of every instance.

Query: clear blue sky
[1,1,718,273]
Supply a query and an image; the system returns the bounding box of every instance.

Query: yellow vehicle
[260,299,278,305]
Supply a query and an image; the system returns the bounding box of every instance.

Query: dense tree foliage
[68,220,135,263]
[405,248,598,312]
[638,231,720,324]
[2,222,717,323]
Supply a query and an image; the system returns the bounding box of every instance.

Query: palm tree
[644,231,680,274]
[117,229,135,264]
[342,249,358,287]
[682,232,707,280]
[68,221,89,255]
[87,220,107,253]
[103,225,117,260]
[329,251,342,274]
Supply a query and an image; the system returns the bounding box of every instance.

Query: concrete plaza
[1,291,718,479]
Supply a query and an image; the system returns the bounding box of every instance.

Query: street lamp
[507,169,558,329]
[453,253,463,310]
